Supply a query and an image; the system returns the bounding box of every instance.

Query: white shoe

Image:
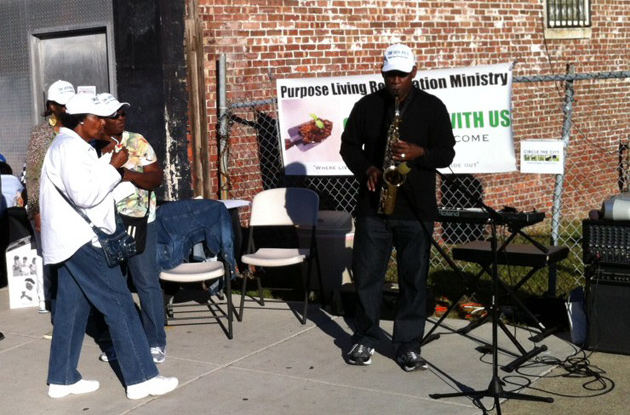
[48,379,100,398]
[126,375,178,400]
[99,347,117,362]
[38,301,50,314]
[150,346,166,364]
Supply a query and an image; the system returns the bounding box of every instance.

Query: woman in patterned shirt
[95,92,167,365]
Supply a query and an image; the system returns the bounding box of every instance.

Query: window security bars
[547,0,591,28]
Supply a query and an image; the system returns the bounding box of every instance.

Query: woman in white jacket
[40,93,177,400]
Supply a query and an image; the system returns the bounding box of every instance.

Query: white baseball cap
[97,93,130,115]
[382,44,416,73]
[65,93,115,117]
[47,80,76,105]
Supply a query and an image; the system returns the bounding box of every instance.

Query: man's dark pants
[351,215,433,355]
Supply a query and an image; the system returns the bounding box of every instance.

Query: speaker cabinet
[586,277,630,355]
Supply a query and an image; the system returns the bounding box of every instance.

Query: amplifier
[582,219,630,266]
[586,277,630,355]
[585,265,630,285]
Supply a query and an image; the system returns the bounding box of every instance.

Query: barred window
[547,0,591,28]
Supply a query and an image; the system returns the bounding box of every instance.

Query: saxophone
[378,93,411,215]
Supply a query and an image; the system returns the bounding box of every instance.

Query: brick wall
[196,0,630,219]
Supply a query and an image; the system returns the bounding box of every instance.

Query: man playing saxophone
[340,43,456,371]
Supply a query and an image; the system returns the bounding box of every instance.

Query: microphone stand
[429,172,553,413]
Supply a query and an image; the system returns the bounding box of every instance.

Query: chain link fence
[219,69,630,299]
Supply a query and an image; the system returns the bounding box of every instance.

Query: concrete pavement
[0,286,626,414]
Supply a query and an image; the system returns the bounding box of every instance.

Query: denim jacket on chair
[155,199,236,279]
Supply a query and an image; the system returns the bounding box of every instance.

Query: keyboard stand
[450,240,569,371]
[422,220,548,347]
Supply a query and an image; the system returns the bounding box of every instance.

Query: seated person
[0,154,25,208]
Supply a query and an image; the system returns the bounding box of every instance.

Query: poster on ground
[276,63,516,175]
[6,236,42,309]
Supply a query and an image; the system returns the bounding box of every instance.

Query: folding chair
[156,199,237,339]
[239,188,323,324]
[160,253,234,339]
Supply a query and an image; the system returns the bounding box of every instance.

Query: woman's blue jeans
[127,222,166,348]
[47,242,158,386]
[351,216,433,354]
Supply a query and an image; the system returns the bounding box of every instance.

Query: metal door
[31,29,111,117]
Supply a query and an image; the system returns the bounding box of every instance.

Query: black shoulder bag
[118,190,151,254]
[53,184,137,267]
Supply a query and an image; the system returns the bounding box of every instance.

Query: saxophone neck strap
[388,88,415,122]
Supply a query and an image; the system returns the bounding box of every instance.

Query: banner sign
[276,63,516,176]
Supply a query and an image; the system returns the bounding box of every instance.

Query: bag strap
[142,190,152,218]
[52,182,109,238]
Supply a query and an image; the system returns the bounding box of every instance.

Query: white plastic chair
[239,188,323,324]
[156,199,237,339]
[160,251,234,339]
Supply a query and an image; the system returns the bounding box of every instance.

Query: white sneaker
[48,379,100,398]
[98,347,117,362]
[38,301,50,314]
[126,375,178,400]
[150,346,166,364]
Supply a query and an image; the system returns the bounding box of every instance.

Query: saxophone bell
[383,162,410,187]
[380,162,411,215]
